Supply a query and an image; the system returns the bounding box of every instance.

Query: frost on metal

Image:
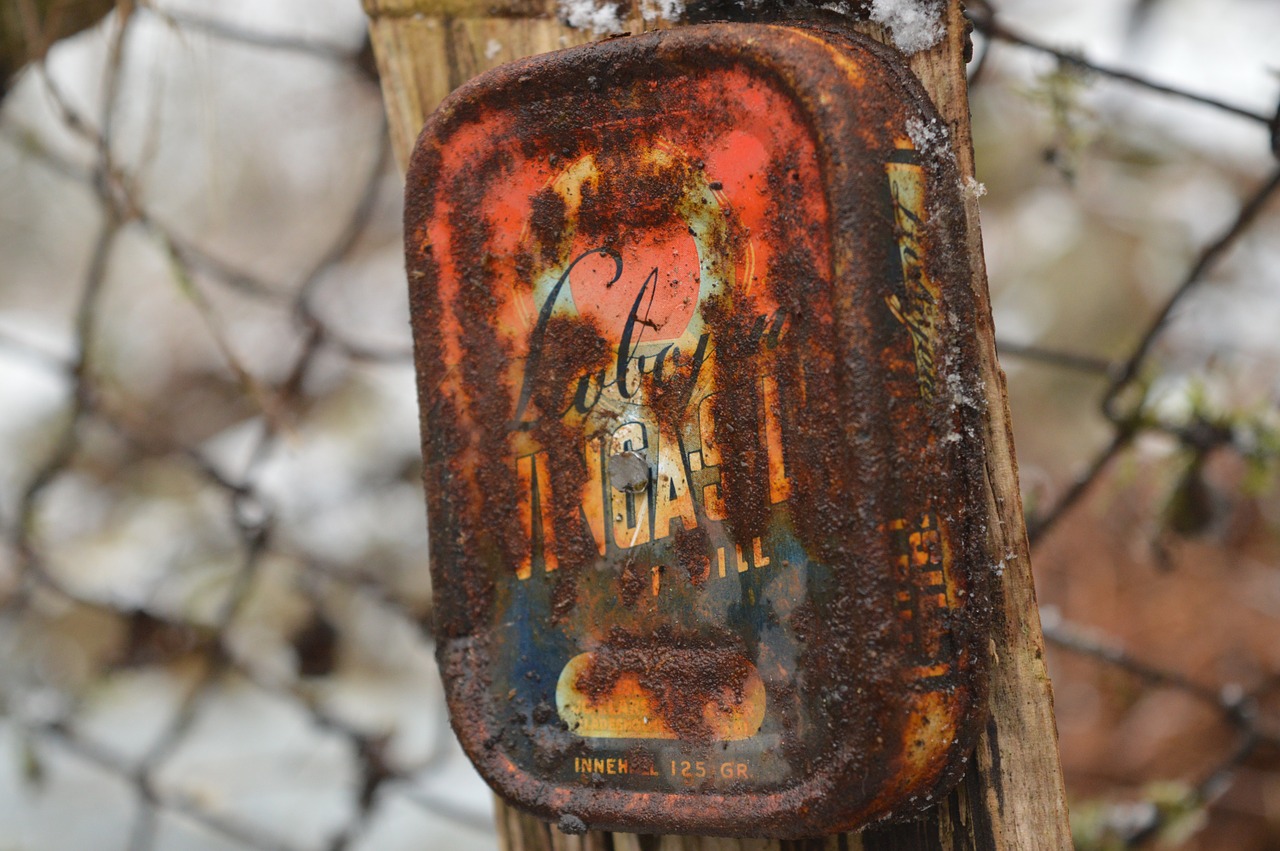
[869,0,945,54]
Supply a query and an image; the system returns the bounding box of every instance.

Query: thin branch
[140,217,287,302]
[397,787,499,834]
[143,4,357,64]
[34,721,305,851]
[997,339,1118,378]
[1028,430,1132,544]
[967,9,1274,125]
[1045,618,1230,712]
[98,2,136,153]
[295,119,392,314]
[1102,167,1280,420]
[1043,615,1275,849]
[0,119,95,184]
[15,216,119,566]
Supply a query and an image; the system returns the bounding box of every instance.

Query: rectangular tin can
[404,22,994,838]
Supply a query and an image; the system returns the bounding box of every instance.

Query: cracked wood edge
[363,1,1072,847]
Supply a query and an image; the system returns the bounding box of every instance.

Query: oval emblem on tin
[405,23,994,838]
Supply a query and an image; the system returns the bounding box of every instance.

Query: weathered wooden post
[362,2,1072,848]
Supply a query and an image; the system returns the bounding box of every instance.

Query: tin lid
[405,22,993,838]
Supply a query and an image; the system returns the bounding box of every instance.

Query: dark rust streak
[527,186,569,270]
[447,159,526,581]
[673,526,711,586]
[528,313,612,621]
[703,292,770,544]
[405,159,495,641]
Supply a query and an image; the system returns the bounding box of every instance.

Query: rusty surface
[404,22,995,838]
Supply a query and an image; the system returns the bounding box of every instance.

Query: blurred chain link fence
[0,1,1278,849]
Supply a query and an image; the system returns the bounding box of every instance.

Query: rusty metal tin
[404,22,994,838]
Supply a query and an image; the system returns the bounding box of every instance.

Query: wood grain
[363,1,1072,847]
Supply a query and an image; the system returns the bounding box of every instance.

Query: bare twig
[142,4,356,63]
[997,339,1118,378]
[966,8,1274,126]
[1027,430,1132,544]
[1101,167,1280,421]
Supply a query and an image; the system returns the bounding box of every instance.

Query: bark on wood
[362,1,1072,847]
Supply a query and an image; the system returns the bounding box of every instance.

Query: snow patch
[558,0,626,34]
[484,39,503,60]
[963,175,987,199]
[869,0,945,54]
[945,371,982,410]
[905,115,949,160]
[640,0,685,24]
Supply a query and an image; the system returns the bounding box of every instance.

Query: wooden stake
[363,1,1072,847]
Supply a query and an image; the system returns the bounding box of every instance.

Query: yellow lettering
[886,158,942,400]
[909,529,939,566]
[516,452,558,580]
[654,437,698,540]
[697,394,727,521]
[752,536,770,568]
[761,376,792,504]
[582,437,606,555]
